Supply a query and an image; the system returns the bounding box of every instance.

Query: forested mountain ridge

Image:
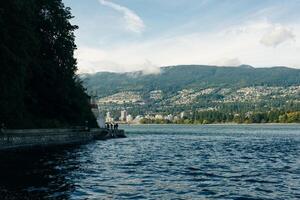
[82,65,300,98]
[0,0,96,128]
[82,65,300,123]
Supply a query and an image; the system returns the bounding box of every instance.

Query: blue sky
[63,0,300,73]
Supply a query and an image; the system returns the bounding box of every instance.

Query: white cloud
[75,47,107,73]
[75,20,300,73]
[260,25,295,47]
[75,47,161,74]
[99,0,145,34]
[213,58,242,67]
[141,60,161,75]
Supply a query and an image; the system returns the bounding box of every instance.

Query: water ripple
[0,124,299,199]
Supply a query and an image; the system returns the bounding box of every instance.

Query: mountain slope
[82,65,300,97]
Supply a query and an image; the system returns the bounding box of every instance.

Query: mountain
[81,65,300,123]
[82,65,300,98]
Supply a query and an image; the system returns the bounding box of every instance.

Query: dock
[0,128,126,151]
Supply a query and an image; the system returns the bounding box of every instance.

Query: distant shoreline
[124,123,300,126]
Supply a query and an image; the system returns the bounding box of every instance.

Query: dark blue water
[0,125,299,199]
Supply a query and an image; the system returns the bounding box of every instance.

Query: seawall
[0,128,125,151]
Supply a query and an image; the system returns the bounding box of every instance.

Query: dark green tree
[0,0,97,128]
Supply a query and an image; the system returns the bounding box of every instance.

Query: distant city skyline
[63,0,300,73]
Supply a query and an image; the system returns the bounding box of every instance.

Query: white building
[145,114,154,119]
[126,114,133,123]
[155,114,164,120]
[165,114,174,121]
[180,112,186,119]
[133,115,144,124]
[120,110,127,121]
[150,90,163,100]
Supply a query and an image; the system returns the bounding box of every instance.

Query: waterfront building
[155,114,164,120]
[126,114,133,123]
[165,114,174,121]
[180,112,186,119]
[120,110,127,121]
[134,115,144,124]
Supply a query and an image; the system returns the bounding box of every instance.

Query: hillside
[80,65,300,123]
[82,65,300,98]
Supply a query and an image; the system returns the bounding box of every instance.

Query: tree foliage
[0,0,96,128]
[140,110,300,125]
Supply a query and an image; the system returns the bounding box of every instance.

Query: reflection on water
[0,125,299,199]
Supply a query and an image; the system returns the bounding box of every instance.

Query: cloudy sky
[63,0,300,73]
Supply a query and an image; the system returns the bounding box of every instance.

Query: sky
[63,0,300,73]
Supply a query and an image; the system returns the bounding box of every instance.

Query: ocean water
[0,124,299,199]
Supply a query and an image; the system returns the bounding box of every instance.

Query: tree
[0,0,97,128]
[0,0,37,127]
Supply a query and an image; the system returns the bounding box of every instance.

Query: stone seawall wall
[0,129,112,150]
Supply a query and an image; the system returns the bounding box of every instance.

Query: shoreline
[123,123,300,126]
[0,128,126,151]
